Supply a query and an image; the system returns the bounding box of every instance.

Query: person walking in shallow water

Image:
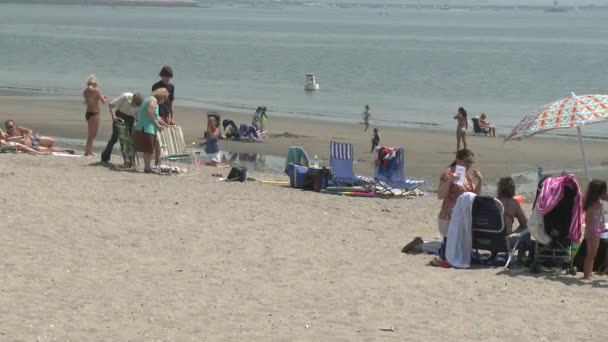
[362,104,371,132]
[83,75,108,156]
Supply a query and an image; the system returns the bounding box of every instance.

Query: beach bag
[287,163,313,189]
[227,166,247,182]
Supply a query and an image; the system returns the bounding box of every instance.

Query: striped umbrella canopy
[506,94,608,140]
[505,93,608,180]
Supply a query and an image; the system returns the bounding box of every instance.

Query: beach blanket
[446,192,476,268]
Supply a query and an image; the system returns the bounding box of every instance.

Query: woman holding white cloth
[436,148,483,258]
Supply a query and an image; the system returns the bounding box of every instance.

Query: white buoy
[305,74,319,91]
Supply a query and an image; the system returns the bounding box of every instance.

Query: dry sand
[2,91,608,340]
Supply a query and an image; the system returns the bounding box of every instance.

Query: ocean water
[1,4,608,136]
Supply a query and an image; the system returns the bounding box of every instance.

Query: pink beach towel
[536,174,583,243]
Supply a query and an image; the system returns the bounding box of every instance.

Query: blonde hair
[151,87,169,102]
[86,74,98,86]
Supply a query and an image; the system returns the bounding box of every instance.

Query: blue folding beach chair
[285,146,309,174]
[374,147,424,193]
[330,141,359,186]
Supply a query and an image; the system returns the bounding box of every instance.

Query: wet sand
[3,90,608,193]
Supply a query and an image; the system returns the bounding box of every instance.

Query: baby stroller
[529,174,583,275]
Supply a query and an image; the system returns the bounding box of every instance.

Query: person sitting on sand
[83,74,108,157]
[496,177,531,264]
[205,117,228,167]
[479,113,496,137]
[3,120,74,154]
[436,148,483,258]
[1,130,51,155]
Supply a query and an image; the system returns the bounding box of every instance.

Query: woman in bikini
[453,107,468,152]
[83,75,108,156]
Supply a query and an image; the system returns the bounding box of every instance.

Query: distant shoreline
[0,0,199,7]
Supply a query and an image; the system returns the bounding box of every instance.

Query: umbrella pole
[577,126,592,181]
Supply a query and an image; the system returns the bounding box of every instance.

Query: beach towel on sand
[446,192,476,268]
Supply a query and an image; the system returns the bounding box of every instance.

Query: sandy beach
[4,90,608,193]
[2,91,608,340]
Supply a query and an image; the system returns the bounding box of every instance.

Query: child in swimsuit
[583,179,608,279]
[83,74,107,156]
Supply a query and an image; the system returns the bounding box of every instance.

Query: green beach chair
[116,120,137,167]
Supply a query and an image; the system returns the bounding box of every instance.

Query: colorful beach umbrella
[505,93,608,181]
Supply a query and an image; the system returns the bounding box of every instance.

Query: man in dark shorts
[151,66,175,125]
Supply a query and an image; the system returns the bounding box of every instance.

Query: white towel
[446,192,477,268]
[528,207,551,245]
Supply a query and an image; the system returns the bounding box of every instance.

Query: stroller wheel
[530,264,541,274]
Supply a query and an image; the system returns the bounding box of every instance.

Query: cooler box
[287,163,312,189]
[311,167,330,192]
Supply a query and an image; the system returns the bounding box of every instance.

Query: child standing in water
[583,179,608,279]
[83,75,108,156]
[453,107,468,152]
[371,127,380,152]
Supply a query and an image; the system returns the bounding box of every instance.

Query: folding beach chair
[471,196,529,270]
[0,143,18,153]
[329,141,359,186]
[116,120,137,167]
[471,117,488,136]
[374,147,424,194]
[284,146,309,174]
[157,125,188,160]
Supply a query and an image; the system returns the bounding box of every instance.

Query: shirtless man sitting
[4,120,74,154]
[497,177,530,264]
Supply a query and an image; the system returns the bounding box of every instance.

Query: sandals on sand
[401,237,424,254]
[429,257,451,268]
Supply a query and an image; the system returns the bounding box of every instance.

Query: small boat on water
[305,74,319,91]
[544,1,569,12]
